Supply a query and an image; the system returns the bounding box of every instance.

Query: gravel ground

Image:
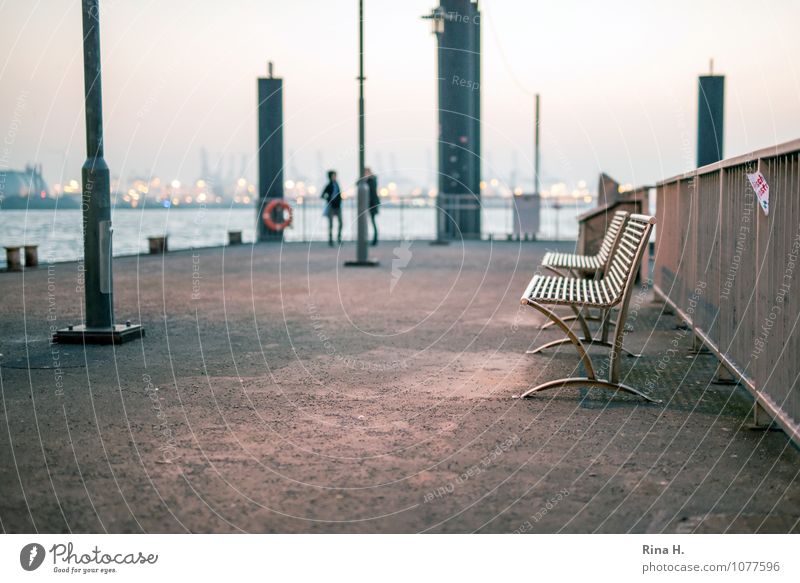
[1,240,798,533]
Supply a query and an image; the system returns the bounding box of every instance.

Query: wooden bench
[520,213,658,402]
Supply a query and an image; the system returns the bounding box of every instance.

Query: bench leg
[540,304,592,340]
[521,377,661,403]
[541,311,601,330]
[527,335,641,358]
[526,337,575,354]
[522,299,596,380]
[537,266,571,330]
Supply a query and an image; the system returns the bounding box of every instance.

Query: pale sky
[1,0,799,192]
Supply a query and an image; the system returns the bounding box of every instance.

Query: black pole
[256,62,285,242]
[425,7,449,246]
[697,59,724,168]
[358,0,365,181]
[81,0,112,329]
[54,0,143,344]
[345,0,378,266]
[534,93,540,195]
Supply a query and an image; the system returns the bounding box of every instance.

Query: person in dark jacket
[364,167,380,246]
[321,170,342,246]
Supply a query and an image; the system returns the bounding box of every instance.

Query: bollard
[24,245,38,268]
[228,231,242,245]
[148,236,168,254]
[4,246,22,271]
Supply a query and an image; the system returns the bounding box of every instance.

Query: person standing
[321,170,343,246]
[364,167,380,246]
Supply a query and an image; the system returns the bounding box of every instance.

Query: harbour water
[0,200,586,268]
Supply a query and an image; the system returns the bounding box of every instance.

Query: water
[0,200,585,268]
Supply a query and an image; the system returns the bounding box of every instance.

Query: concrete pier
[0,241,798,533]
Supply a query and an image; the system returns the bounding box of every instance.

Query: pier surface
[1,241,798,533]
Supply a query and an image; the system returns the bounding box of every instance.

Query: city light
[42,171,599,210]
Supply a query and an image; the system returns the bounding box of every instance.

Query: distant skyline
[1,0,799,192]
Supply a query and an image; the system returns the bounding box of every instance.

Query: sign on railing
[746,170,770,215]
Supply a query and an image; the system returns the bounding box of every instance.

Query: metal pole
[82,0,112,329]
[431,15,449,246]
[400,198,404,239]
[345,0,377,266]
[534,93,540,195]
[54,0,143,344]
[358,0,365,182]
[355,181,369,261]
[356,0,367,258]
[555,202,561,241]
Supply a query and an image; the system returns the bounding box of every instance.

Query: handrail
[657,137,800,185]
[653,138,800,444]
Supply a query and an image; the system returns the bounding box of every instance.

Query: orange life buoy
[262,199,293,231]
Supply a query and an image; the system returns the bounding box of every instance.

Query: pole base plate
[343,260,380,267]
[52,324,145,345]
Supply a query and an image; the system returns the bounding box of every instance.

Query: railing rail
[654,138,800,444]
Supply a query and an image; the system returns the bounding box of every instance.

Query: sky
[0,0,799,193]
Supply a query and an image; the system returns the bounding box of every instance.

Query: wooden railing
[654,138,800,443]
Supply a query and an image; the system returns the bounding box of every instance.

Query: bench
[520,213,658,402]
[539,210,628,332]
[541,210,628,277]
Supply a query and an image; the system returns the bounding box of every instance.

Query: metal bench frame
[537,211,637,356]
[541,209,629,277]
[519,214,658,402]
[539,210,629,332]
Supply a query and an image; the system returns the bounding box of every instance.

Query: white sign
[747,171,770,216]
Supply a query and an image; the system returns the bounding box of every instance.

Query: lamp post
[345,0,378,266]
[53,0,143,344]
[534,93,541,196]
[423,6,449,246]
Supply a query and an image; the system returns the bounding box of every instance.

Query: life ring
[262,199,293,231]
